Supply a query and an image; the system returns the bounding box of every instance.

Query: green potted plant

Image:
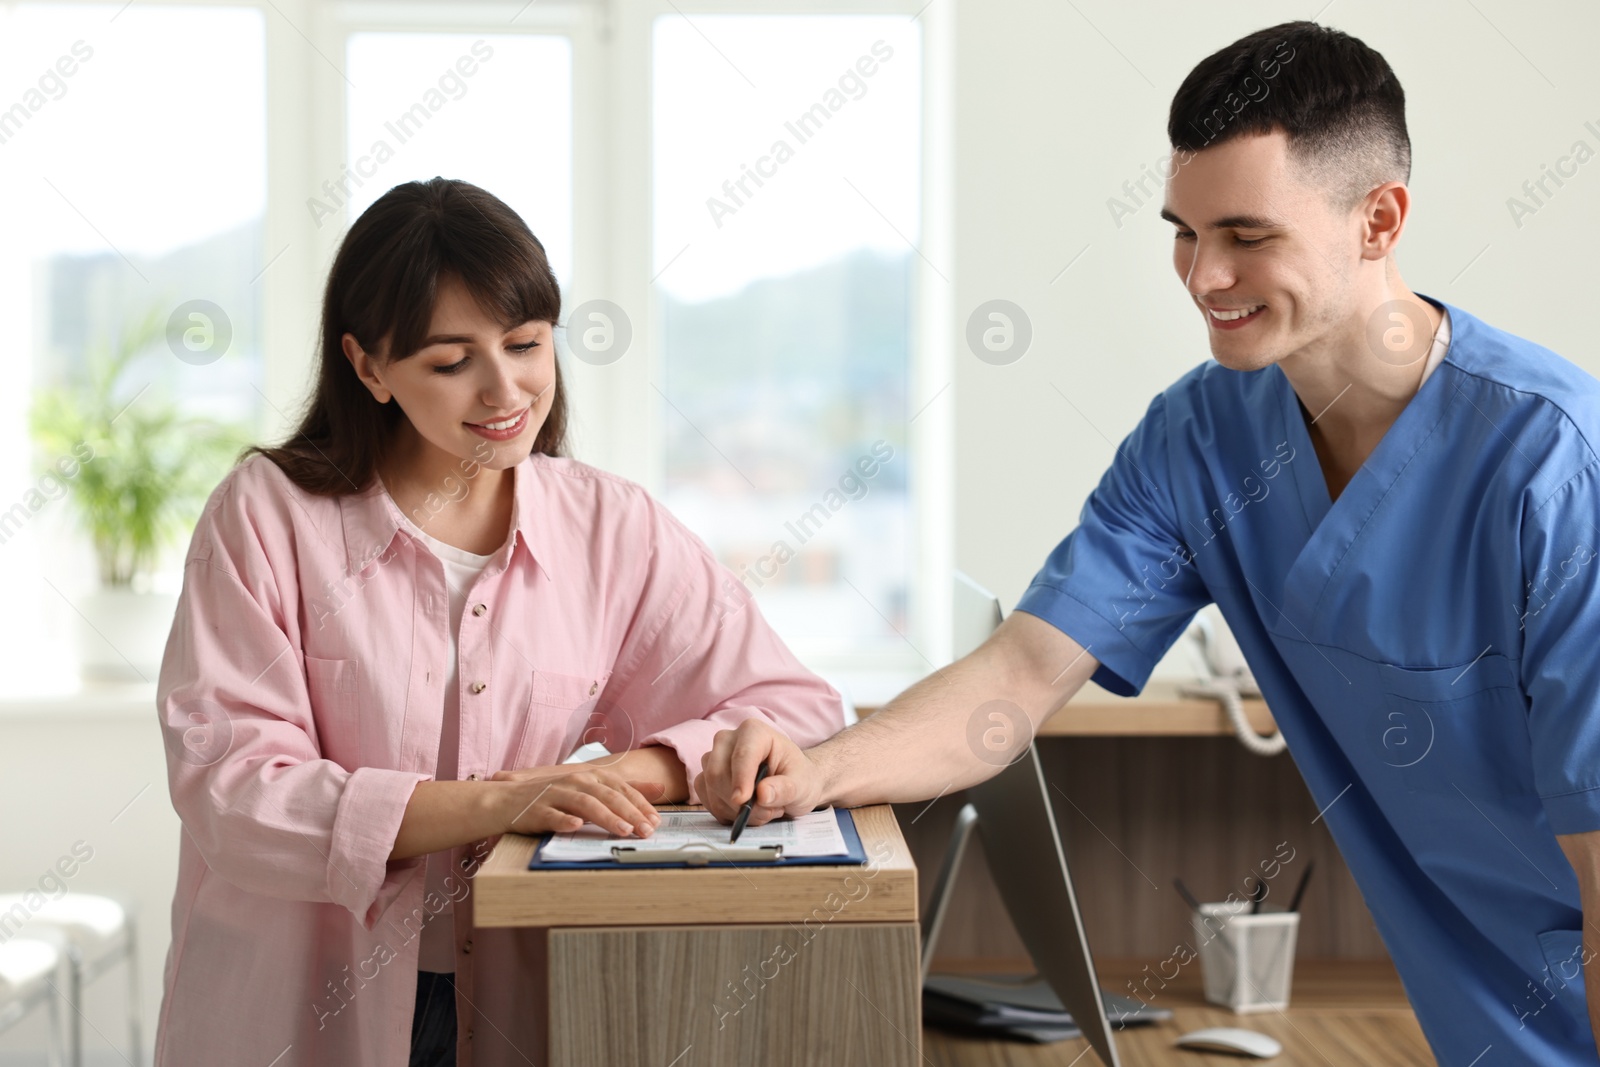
[31,304,249,683]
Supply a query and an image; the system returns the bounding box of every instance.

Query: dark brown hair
[1168,21,1410,212]
[249,177,568,495]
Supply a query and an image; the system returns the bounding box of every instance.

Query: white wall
[0,698,175,1066]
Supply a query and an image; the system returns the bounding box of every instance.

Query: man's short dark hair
[1168,21,1410,212]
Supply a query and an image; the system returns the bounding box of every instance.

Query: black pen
[1250,878,1268,914]
[1174,877,1203,913]
[729,761,771,843]
[1287,860,1316,912]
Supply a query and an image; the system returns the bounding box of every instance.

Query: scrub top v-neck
[1273,305,1455,641]
[1017,294,1600,1063]
[1278,299,1451,533]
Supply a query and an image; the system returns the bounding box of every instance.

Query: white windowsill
[0,682,157,717]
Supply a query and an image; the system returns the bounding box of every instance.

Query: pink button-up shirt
[153,451,845,1065]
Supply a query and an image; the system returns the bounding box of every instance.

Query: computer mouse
[1175,1026,1284,1057]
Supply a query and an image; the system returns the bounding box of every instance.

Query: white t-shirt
[400,516,496,974]
[1415,303,1451,390]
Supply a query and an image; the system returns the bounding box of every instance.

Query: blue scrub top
[1017,294,1600,1063]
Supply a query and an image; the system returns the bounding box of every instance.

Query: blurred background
[0,0,1596,1061]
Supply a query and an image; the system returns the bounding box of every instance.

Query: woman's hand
[490,764,666,838]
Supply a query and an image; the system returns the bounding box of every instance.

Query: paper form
[538,807,849,862]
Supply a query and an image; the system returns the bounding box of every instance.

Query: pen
[1174,877,1203,913]
[1287,860,1316,912]
[729,761,770,843]
[1250,878,1268,914]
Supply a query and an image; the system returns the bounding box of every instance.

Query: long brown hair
[249,178,569,495]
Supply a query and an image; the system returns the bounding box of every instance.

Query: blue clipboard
[528,807,866,870]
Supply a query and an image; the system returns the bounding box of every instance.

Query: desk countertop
[923,958,1431,1066]
[474,803,919,927]
[859,680,1278,738]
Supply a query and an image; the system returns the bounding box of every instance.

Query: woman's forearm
[389,780,512,862]
[391,752,683,861]
[589,744,689,802]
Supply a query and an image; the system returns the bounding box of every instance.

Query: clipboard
[528,807,867,870]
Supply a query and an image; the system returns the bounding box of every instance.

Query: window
[1,3,266,695]
[651,13,922,664]
[343,31,573,282]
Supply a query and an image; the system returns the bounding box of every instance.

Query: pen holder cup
[1191,901,1300,1013]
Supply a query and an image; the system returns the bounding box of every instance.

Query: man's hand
[695,718,823,826]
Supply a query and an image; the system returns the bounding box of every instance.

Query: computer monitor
[919,573,1122,1067]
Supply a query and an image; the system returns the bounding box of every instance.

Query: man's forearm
[812,612,1099,807]
[810,664,991,808]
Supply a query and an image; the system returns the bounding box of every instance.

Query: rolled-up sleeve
[156,476,429,929]
[603,497,845,801]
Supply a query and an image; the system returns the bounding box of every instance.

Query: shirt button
[472,603,486,616]
[462,939,473,954]
[589,682,598,695]
[466,1028,474,1041]
[467,773,479,781]
[470,682,486,694]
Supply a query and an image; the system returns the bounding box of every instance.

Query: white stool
[0,894,141,1067]
[0,927,67,1067]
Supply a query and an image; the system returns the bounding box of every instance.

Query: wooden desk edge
[858,680,1277,737]
[475,804,917,928]
[933,956,1414,1013]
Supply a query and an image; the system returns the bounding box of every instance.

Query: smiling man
[697,20,1600,1064]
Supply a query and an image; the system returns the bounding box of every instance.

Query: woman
[153,178,844,1066]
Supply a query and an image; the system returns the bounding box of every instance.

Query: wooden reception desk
[475,804,922,1066]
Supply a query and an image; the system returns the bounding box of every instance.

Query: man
[697,19,1600,1064]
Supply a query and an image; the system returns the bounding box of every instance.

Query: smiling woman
[154,177,846,1066]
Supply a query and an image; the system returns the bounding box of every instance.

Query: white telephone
[1179,605,1286,756]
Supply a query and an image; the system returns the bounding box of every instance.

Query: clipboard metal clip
[609,841,785,865]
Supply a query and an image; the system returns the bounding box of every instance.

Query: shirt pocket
[1536,927,1589,1025]
[508,669,616,770]
[1374,652,1531,800]
[303,654,362,769]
